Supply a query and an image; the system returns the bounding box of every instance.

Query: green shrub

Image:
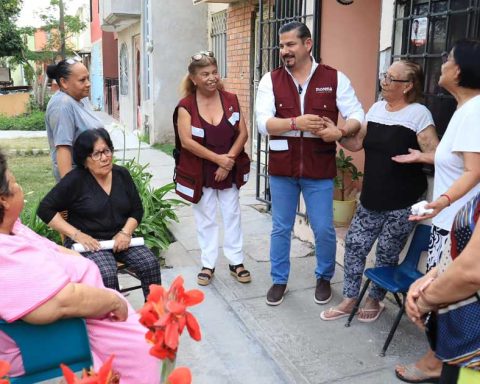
[122,159,185,261]
[20,199,62,244]
[0,111,45,131]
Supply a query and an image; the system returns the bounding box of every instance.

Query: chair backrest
[398,224,431,273]
[0,318,93,384]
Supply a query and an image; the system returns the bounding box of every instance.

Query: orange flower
[167,366,192,384]
[0,360,10,384]
[60,355,118,384]
[139,277,204,362]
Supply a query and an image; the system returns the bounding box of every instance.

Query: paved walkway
[121,147,429,384]
[11,117,428,383]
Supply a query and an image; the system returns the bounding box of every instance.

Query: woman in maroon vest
[174,51,251,286]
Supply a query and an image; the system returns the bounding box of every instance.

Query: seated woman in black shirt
[37,128,161,299]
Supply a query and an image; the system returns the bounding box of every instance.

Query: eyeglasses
[191,51,214,62]
[379,73,411,85]
[90,148,113,161]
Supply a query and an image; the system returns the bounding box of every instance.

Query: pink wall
[102,32,119,78]
[90,0,102,43]
[320,1,382,171]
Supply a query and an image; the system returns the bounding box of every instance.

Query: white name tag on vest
[228,112,240,126]
[191,126,204,138]
[243,172,250,182]
[176,182,194,198]
[269,140,289,151]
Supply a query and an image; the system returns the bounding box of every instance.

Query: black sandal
[229,264,251,283]
[197,267,215,286]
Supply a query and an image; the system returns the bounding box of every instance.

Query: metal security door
[392,0,480,137]
[253,0,321,205]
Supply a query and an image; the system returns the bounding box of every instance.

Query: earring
[403,90,407,94]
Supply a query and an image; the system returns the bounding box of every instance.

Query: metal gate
[253,0,321,206]
[392,0,480,137]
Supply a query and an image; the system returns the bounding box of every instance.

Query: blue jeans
[269,176,336,284]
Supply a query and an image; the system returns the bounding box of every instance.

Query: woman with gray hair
[320,60,438,322]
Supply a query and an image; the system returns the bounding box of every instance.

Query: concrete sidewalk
[122,147,429,384]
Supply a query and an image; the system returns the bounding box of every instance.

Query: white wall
[380,0,394,51]
[145,0,208,143]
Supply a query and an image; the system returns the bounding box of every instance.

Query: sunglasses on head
[191,51,214,62]
[65,57,82,65]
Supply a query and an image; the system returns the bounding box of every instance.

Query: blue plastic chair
[0,317,93,383]
[345,224,431,356]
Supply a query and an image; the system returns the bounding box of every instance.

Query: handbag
[435,293,480,367]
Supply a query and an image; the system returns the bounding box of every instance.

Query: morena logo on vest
[315,87,333,93]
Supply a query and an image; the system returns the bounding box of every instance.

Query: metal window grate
[253,0,321,208]
[211,11,227,78]
[392,0,480,137]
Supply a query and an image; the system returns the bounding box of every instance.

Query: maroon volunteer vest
[269,64,338,179]
[173,90,248,200]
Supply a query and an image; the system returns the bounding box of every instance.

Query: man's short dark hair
[278,21,311,41]
[73,128,114,167]
[452,39,480,89]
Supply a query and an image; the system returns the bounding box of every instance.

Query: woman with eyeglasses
[45,59,103,182]
[37,128,161,299]
[395,39,480,384]
[320,60,439,322]
[173,51,251,286]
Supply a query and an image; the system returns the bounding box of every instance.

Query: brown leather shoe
[314,278,332,304]
[266,284,288,306]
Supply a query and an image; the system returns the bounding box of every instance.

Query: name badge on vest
[316,86,333,93]
[269,140,289,151]
[191,126,205,138]
[228,112,240,126]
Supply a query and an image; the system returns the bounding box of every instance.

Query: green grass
[152,143,174,157]
[9,154,55,205]
[0,137,49,151]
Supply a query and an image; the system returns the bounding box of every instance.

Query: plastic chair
[0,318,93,383]
[345,224,431,356]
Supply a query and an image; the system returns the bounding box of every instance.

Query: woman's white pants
[192,186,244,269]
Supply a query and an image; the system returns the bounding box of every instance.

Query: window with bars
[392,0,480,137]
[211,11,227,78]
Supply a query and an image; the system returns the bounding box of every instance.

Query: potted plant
[333,149,363,226]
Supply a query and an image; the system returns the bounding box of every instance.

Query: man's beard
[282,55,295,68]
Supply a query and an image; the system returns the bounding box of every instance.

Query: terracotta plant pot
[333,199,356,227]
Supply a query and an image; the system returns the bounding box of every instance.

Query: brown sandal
[197,267,214,286]
[229,264,251,283]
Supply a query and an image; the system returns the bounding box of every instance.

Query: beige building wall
[0,93,29,116]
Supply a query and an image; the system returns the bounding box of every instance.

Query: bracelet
[119,229,132,238]
[290,117,297,131]
[71,229,81,241]
[440,193,452,206]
